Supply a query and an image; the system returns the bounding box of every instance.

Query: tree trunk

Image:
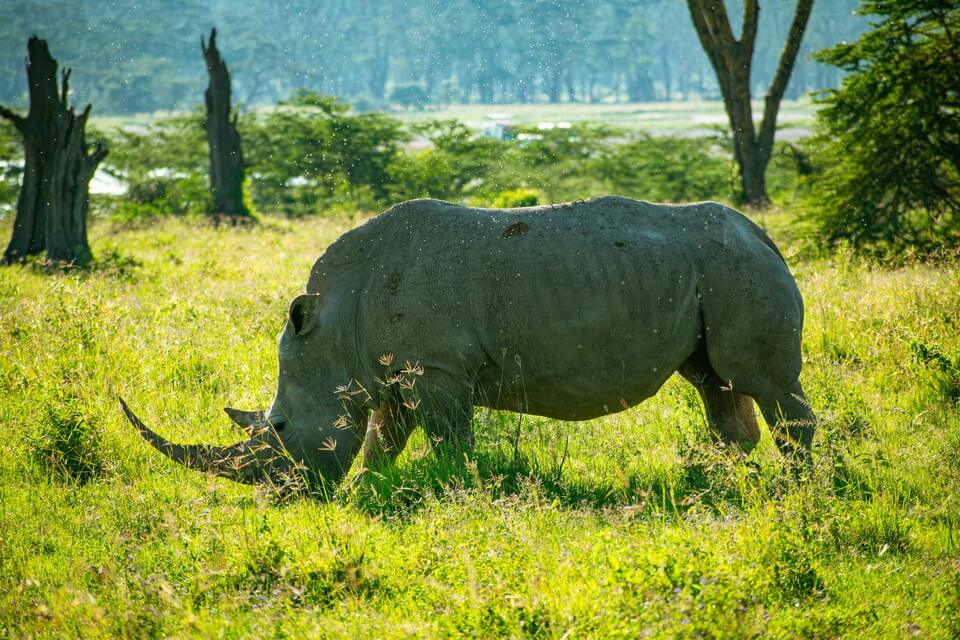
[626,66,655,102]
[686,0,814,206]
[201,29,249,220]
[0,37,106,266]
[546,67,562,104]
[659,45,672,101]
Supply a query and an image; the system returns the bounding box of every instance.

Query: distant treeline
[1,0,865,114]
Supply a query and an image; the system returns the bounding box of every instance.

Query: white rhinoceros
[121,196,815,490]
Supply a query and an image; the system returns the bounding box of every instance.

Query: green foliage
[92,105,815,222]
[490,188,540,208]
[387,120,505,202]
[243,92,408,215]
[99,112,210,219]
[0,119,20,211]
[596,133,732,203]
[805,0,960,255]
[0,1,866,113]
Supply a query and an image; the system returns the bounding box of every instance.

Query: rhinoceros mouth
[120,397,291,485]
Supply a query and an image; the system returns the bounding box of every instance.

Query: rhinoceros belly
[468,235,702,420]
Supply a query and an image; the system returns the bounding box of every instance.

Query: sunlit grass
[1,209,958,638]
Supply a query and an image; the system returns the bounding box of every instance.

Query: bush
[0,119,21,213]
[597,133,733,203]
[387,120,506,202]
[490,188,540,208]
[243,91,408,215]
[91,101,762,220]
[99,112,211,218]
[109,173,211,221]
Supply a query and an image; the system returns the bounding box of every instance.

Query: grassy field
[1,208,958,638]
[91,99,815,137]
[391,99,814,137]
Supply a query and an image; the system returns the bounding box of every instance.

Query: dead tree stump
[0,36,107,266]
[201,29,250,220]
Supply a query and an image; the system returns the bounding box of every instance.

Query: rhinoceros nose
[269,417,287,431]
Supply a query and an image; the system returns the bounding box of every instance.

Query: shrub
[243,91,408,215]
[99,112,210,219]
[388,120,505,203]
[596,133,732,203]
[0,119,20,212]
[490,188,540,208]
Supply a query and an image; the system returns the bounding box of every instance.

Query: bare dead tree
[0,36,107,266]
[687,0,814,206]
[201,28,250,220]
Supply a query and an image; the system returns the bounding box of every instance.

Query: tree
[0,36,106,266]
[389,84,429,110]
[806,0,960,254]
[201,28,249,219]
[686,0,814,206]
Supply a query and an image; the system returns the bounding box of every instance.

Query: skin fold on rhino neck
[267,314,372,489]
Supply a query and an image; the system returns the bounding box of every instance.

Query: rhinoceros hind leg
[679,347,761,450]
[362,402,415,470]
[754,381,815,463]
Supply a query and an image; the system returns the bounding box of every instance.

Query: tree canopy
[806,0,960,254]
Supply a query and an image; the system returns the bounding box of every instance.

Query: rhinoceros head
[121,293,366,494]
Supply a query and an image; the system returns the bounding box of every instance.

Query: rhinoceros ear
[289,293,321,336]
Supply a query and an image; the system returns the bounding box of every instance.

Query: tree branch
[60,67,71,106]
[758,0,815,151]
[687,1,728,78]
[699,0,736,47]
[741,0,760,56]
[88,140,109,166]
[0,105,26,132]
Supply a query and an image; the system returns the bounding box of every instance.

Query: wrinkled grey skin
[122,196,815,491]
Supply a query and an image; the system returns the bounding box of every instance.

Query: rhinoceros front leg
[361,402,415,470]
[415,374,475,455]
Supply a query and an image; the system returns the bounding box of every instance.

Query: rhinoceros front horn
[119,397,284,485]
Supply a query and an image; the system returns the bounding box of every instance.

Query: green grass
[1,209,958,638]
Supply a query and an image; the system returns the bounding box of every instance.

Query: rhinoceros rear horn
[223,407,267,435]
[120,397,280,485]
